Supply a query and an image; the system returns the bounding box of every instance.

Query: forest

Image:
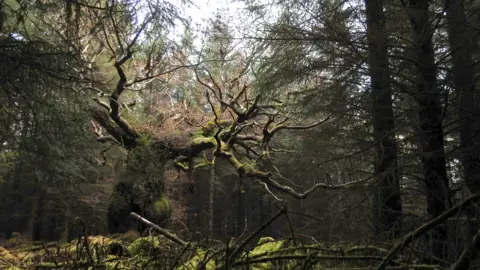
[1,0,480,269]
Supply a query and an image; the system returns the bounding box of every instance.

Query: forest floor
[0,231,445,270]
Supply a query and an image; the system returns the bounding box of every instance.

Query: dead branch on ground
[129,212,187,246]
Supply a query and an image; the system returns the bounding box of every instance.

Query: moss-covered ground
[0,233,444,270]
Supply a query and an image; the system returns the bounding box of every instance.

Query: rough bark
[365,0,403,239]
[444,0,480,194]
[406,0,452,259]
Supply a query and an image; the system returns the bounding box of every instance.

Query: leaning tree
[84,1,368,233]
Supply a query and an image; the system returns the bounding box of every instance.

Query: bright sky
[136,0,246,49]
[184,0,246,46]
[186,0,245,26]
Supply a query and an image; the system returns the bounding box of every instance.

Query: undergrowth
[0,233,444,270]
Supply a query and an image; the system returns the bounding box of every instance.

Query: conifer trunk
[444,0,480,194]
[406,0,452,259]
[208,164,215,235]
[365,0,403,239]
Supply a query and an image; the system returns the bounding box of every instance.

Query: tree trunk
[26,195,39,241]
[208,164,215,235]
[445,0,480,194]
[235,187,245,236]
[406,0,452,259]
[365,0,403,239]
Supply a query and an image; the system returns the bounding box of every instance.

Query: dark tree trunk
[234,189,245,236]
[224,177,236,238]
[208,165,215,235]
[445,0,480,194]
[444,3,480,260]
[407,0,452,259]
[212,176,227,238]
[365,0,403,239]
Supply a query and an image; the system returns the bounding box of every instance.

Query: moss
[243,161,258,173]
[36,262,59,268]
[86,235,117,246]
[225,153,244,171]
[153,194,171,216]
[66,236,127,257]
[128,236,161,255]
[136,134,154,146]
[249,237,283,256]
[257,237,274,245]
[107,178,171,233]
[202,121,216,136]
[247,237,284,270]
[128,237,160,255]
[0,246,19,264]
[108,138,170,233]
[192,136,217,146]
[105,255,122,270]
[4,232,29,249]
[202,120,232,136]
[178,248,216,270]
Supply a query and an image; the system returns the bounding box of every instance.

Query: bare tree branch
[450,226,480,270]
[376,194,480,270]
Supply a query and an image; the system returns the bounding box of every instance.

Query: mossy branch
[90,105,136,148]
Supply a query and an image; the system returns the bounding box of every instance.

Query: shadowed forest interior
[1,0,480,269]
